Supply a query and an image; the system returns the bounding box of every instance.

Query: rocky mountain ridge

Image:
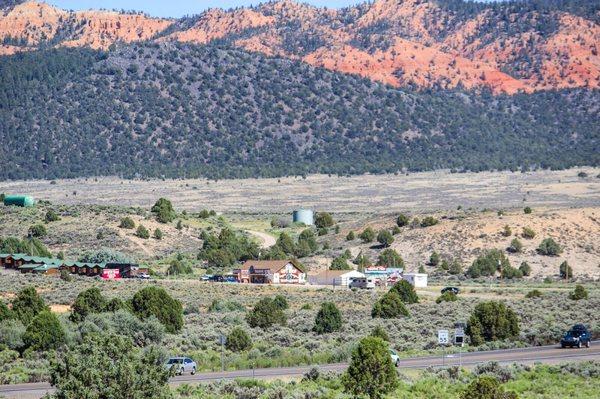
[1,0,598,93]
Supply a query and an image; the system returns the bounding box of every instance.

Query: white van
[349,277,376,289]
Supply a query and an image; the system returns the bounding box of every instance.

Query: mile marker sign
[438,330,449,345]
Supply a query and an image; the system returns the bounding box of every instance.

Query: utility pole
[219,334,225,372]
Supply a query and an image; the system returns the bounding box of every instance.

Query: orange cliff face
[0,1,173,55]
[1,0,598,94]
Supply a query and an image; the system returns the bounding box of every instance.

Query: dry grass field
[0,168,598,212]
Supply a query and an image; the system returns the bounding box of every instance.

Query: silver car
[165,357,197,375]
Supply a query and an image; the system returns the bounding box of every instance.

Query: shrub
[23,311,65,351]
[518,262,531,276]
[314,212,334,229]
[389,280,419,304]
[313,302,342,334]
[109,310,165,347]
[330,256,351,270]
[396,213,409,227]
[0,236,51,257]
[508,238,523,253]
[153,228,163,240]
[467,250,510,278]
[461,376,518,399]
[372,292,409,319]
[569,285,588,300]
[59,269,72,282]
[429,251,440,266]
[342,336,398,399]
[436,291,458,304]
[559,261,573,279]
[448,260,463,275]
[501,225,512,237]
[167,259,193,276]
[377,249,404,268]
[119,217,135,229]
[131,286,183,333]
[151,198,176,223]
[78,249,131,264]
[28,224,47,238]
[501,266,523,279]
[272,295,289,311]
[226,327,252,352]
[466,301,519,346]
[370,326,390,342]
[521,227,536,239]
[136,225,150,239]
[246,298,287,329]
[208,299,245,313]
[346,231,355,241]
[70,288,107,322]
[45,210,60,222]
[276,232,295,254]
[11,286,49,325]
[0,300,13,322]
[0,319,25,350]
[50,334,171,399]
[537,238,562,256]
[525,289,542,298]
[420,216,439,227]
[176,220,183,230]
[359,227,375,243]
[524,207,532,214]
[376,230,394,247]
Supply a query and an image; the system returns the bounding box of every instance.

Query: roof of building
[310,269,364,278]
[3,253,106,268]
[238,260,301,273]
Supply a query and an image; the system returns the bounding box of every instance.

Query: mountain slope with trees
[0,43,597,180]
[0,0,598,93]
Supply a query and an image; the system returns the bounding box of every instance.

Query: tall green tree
[342,336,398,399]
[23,311,65,351]
[49,334,172,399]
[313,302,342,334]
[372,292,409,319]
[70,288,107,322]
[389,280,419,304]
[466,301,520,346]
[11,286,49,325]
[151,198,176,223]
[131,287,183,333]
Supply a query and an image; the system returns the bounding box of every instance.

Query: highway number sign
[438,330,449,345]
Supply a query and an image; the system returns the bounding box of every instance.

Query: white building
[403,273,428,288]
[308,270,365,287]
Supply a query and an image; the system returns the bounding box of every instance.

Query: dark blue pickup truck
[560,324,591,348]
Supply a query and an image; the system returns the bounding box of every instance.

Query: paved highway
[1,343,598,399]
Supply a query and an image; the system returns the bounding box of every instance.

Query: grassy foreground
[172,361,600,399]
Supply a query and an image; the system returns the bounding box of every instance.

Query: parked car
[136,273,150,280]
[561,324,592,348]
[390,349,400,367]
[164,357,197,375]
[209,275,224,282]
[349,277,376,289]
[441,287,460,295]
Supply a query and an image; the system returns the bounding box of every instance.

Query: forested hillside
[1,0,599,93]
[0,43,597,180]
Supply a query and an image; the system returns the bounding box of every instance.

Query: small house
[234,260,306,284]
[403,273,428,288]
[308,270,365,287]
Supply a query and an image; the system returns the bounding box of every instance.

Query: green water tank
[3,195,35,207]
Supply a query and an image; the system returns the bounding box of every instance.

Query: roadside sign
[438,330,449,345]
[455,328,465,346]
